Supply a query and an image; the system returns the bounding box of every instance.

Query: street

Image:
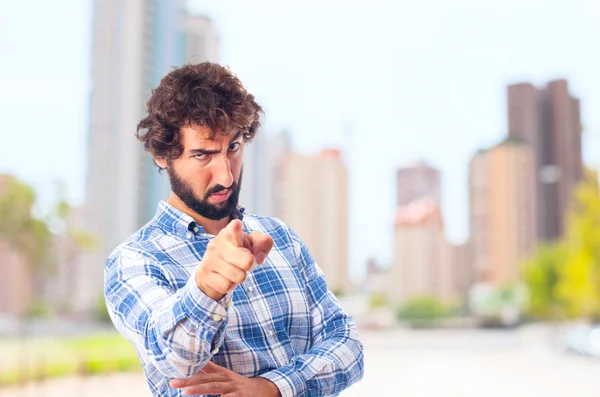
[3,325,600,397]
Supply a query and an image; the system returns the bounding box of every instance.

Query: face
[156,124,245,221]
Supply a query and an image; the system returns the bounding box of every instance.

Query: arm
[259,227,365,397]
[104,220,273,379]
[104,252,231,378]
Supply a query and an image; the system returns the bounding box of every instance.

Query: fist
[195,220,274,301]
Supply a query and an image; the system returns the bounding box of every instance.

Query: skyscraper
[396,161,441,207]
[185,15,220,64]
[239,131,291,218]
[469,139,536,286]
[507,79,582,241]
[390,198,449,303]
[82,1,218,313]
[280,149,350,294]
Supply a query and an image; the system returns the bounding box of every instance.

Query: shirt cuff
[259,366,307,397]
[180,276,232,327]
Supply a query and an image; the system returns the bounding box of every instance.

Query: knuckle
[222,279,234,292]
[240,253,254,271]
[233,270,247,284]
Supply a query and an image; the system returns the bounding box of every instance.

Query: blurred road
[3,324,600,397]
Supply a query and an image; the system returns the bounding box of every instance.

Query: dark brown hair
[137,62,262,165]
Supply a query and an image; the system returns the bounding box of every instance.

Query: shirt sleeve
[259,227,365,397]
[104,251,232,378]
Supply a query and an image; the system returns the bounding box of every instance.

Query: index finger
[221,219,246,247]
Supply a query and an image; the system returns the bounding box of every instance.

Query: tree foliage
[0,176,51,271]
[523,169,600,320]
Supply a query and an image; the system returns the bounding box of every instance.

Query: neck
[166,192,230,236]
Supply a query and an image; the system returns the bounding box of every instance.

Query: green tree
[523,168,600,320]
[522,242,565,319]
[368,292,389,309]
[0,176,52,276]
[397,296,448,322]
[556,169,600,320]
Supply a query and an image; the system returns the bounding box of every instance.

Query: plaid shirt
[104,201,364,397]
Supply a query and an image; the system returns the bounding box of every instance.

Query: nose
[212,154,234,188]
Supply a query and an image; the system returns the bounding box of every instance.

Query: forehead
[180,124,233,148]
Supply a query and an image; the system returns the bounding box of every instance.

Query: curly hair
[137,62,263,164]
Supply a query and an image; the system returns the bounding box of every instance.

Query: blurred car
[560,323,600,359]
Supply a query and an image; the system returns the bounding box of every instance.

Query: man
[104,62,364,397]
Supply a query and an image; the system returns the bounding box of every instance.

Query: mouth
[209,189,232,203]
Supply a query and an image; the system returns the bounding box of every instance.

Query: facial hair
[167,166,242,221]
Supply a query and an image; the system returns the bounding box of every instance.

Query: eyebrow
[188,131,244,156]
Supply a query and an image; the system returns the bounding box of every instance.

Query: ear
[155,157,168,169]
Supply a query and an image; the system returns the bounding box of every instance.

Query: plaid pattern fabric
[104,201,364,396]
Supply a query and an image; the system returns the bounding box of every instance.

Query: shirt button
[268,330,275,337]
[247,286,254,292]
[212,347,219,354]
[186,232,193,239]
[212,314,223,322]
[193,227,199,233]
[227,301,234,309]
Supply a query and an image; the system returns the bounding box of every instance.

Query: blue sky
[1,0,599,279]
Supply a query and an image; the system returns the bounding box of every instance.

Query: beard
[167,166,242,221]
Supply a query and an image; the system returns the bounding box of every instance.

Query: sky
[1,0,599,280]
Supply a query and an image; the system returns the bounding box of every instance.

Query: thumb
[246,232,274,264]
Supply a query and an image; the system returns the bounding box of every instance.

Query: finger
[246,232,274,264]
[221,219,245,247]
[202,271,236,295]
[169,373,228,388]
[200,361,230,374]
[218,246,256,272]
[183,382,234,396]
[212,259,248,284]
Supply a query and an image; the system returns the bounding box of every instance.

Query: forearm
[259,326,364,397]
[107,271,231,378]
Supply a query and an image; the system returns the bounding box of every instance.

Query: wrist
[256,377,281,397]
[195,275,224,301]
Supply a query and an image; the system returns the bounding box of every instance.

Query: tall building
[507,79,582,241]
[0,239,31,316]
[396,161,441,207]
[83,1,219,313]
[451,241,472,299]
[280,149,350,294]
[185,15,220,64]
[43,205,89,315]
[390,198,453,303]
[469,139,537,286]
[239,131,291,217]
[364,257,388,295]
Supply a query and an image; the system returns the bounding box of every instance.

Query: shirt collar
[153,201,245,238]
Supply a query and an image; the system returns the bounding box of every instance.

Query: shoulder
[105,222,171,269]
[242,213,288,234]
[242,213,307,256]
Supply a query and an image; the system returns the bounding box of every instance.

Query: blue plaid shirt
[104,201,364,397]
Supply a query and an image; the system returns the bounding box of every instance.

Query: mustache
[205,183,235,197]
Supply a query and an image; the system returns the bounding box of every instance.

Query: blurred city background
[1,0,600,396]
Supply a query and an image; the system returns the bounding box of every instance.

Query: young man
[104,63,364,397]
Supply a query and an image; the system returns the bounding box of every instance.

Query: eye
[228,142,241,152]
